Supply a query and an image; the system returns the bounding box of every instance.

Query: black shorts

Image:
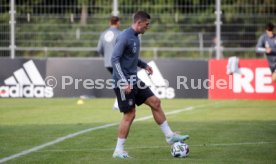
[113,80,154,113]
[267,55,276,73]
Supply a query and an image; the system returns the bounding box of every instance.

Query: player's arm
[256,35,265,53]
[111,36,129,91]
[138,59,153,75]
[97,34,104,56]
[256,35,271,54]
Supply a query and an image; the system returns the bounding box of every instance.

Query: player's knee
[124,109,136,122]
[128,110,136,121]
[151,97,161,109]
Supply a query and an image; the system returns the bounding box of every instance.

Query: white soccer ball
[171,141,189,158]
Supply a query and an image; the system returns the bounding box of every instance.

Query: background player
[97,16,121,73]
[97,16,121,109]
[256,22,276,82]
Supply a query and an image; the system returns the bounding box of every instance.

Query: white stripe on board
[4,76,17,85]
[23,60,45,85]
[13,68,31,85]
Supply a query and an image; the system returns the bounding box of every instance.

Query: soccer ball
[170,141,189,158]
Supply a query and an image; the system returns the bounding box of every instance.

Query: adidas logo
[0,60,54,98]
[138,61,175,99]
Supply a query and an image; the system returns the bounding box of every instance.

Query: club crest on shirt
[104,31,114,42]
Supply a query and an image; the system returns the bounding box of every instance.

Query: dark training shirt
[111,27,148,87]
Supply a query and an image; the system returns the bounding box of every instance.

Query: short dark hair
[110,16,120,25]
[133,11,150,23]
[266,22,274,31]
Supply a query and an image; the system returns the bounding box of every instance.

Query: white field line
[0,105,200,163]
[36,141,276,152]
[0,123,117,163]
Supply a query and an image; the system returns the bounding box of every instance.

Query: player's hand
[266,48,272,54]
[145,66,153,75]
[123,84,132,94]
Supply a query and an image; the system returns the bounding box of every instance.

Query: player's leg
[113,108,135,158]
[112,87,135,158]
[117,108,136,139]
[272,71,276,82]
[135,81,165,124]
[267,57,276,82]
[112,99,119,110]
[135,81,189,145]
[144,96,189,145]
[106,67,119,110]
[106,67,113,74]
[144,96,166,124]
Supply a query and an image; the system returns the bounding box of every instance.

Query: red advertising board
[209,59,276,99]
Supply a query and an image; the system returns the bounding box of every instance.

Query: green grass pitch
[0,99,276,163]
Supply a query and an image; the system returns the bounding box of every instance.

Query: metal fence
[0,0,275,58]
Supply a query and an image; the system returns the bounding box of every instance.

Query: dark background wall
[0,59,47,85]
[0,58,208,98]
[154,59,208,98]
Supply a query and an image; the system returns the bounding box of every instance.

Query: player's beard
[140,28,147,34]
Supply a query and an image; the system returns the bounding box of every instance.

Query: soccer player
[256,22,276,82]
[111,11,189,158]
[97,16,121,109]
[97,16,121,74]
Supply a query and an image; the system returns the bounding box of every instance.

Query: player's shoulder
[100,28,110,37]
[258,33,268,40]
[113,27,121,33]
[102,28,119,38]
[108,27,120,33]
[120,28,129,35]
[117,29,130,40]
[259,33,266,37]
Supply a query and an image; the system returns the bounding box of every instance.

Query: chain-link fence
[0,0,275,58]
[0,1,10,57]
